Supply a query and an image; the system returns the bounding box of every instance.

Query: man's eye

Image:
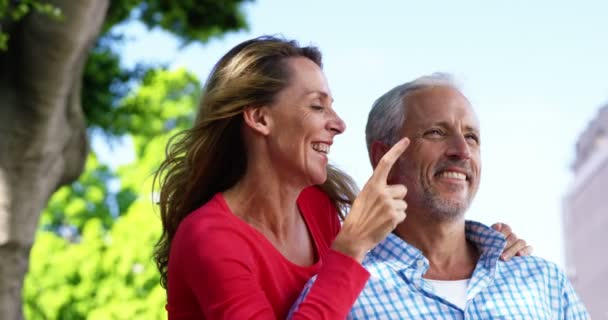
[466,134,480,143]
[425,129,443,137]
[311,105,324,111]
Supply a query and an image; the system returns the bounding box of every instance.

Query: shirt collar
[464,220,507,270]
[368,232,424,271]
[368,220,507,272]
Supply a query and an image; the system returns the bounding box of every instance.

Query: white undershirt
[425,278,471,310]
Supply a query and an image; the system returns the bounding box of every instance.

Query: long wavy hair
[153,36,359,289]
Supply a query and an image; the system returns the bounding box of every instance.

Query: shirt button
[417,260,424,267]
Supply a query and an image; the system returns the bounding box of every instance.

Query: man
[292,73,588,319]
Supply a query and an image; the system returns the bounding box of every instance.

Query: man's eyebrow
[429,121,480,132]
[464,125,480,133]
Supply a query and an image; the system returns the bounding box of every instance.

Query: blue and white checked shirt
[292,220,589,319]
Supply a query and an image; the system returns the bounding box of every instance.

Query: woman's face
[264,57,346,187]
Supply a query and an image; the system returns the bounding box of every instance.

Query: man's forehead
[403,86,479,129]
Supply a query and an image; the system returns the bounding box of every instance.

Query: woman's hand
[332,138,409,263]
[492,222,533,261]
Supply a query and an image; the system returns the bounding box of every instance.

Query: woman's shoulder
[179,193,229,226]
[298,186,341,237]
[168,194,261,281]
[298,186,336,217]
[298,185,332,205]
[173,194,250,251]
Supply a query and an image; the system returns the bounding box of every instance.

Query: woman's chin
[311,172,327,186]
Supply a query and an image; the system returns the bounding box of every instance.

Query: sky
[102,0,608,268]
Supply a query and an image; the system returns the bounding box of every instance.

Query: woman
[154,36,529,319]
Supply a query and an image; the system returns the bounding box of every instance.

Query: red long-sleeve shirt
[166,186,370,319]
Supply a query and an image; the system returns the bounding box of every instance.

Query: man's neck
[393,214,479,280]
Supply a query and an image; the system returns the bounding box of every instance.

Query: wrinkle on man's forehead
[404,86,479,130]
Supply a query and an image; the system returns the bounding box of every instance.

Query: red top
[166,186,370,319]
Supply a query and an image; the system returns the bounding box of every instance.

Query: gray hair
[365,72,460,161]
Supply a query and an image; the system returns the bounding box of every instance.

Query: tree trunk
[0,1,109,318]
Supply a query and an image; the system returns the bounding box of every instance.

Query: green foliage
[84,60,198,139]
[83,0,250,136]
[41,154,114,231]
[24,69,200,319]
[103,0,144,32]
[0,0,62,50]
[137,0,252,45]
[0,32,7,51]
[102,0,252,44]
[25,211,168,319]
[82,32,154,136]
[0,0,61,21]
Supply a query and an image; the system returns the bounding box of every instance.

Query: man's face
[393,86,481,221]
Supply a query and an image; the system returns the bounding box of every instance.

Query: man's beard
[419,182,471,223]
[394,158,476,222]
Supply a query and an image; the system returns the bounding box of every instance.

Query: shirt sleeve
[181,229,274,319]
[288,249,369,319]
[182,229,369,320]
[557,268,590,319]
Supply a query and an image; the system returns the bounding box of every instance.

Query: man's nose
[445,134,472,160]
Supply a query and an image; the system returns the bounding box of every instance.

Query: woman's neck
[222,165,304,240]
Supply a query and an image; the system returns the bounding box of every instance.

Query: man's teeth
[312,143,330,154]
[439,171,466,180]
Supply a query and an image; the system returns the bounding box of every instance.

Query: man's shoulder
[497,255,569,285]
[490,255,589,318]
[362,254,395,277]
[501,255,563,272]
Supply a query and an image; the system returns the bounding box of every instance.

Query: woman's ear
[243,106,270,135]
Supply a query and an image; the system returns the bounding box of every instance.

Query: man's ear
[243,106,270,135]
[370,140,390,169]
